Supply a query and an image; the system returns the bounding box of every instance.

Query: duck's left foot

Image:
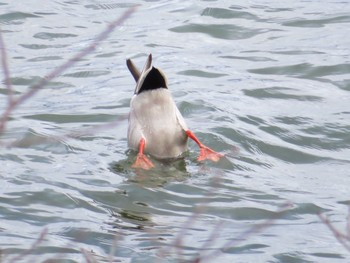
[198,146,223,162]
[132,154,154,170]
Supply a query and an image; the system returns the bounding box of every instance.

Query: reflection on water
[112,152,191,187]
[1,0,350,262]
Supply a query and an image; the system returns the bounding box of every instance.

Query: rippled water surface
[1,1,350,262]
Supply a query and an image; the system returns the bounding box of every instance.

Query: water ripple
[201,7,259,20]
[1,1,350,262]
[243,87,323,101]
[169,23,262,40]
[0,11,41,24]
[249,63,350,79]
[282,15,350,27]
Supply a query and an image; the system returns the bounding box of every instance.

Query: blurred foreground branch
[192,203,292,262]
[5,228,48,263]
[0,6,137,136]
[318,208,350,252]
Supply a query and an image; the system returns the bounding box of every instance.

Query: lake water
[1,0,350,262]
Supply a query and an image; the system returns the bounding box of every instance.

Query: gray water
[1,0,350,262]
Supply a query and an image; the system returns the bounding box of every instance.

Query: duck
[127,54,223,169]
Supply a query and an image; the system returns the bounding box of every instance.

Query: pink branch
[318,212,350,252]
[7,228,48,263]
[0,28,13,103]
[0,6,137,136]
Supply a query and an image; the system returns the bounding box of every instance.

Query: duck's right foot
[198,146,223,162]
[132,154,154,170]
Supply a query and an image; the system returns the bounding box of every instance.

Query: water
[1,0,350,262]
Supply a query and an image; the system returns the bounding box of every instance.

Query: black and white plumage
[127,54,222,169]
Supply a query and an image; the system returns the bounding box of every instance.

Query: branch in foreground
[0,30,13,104]
[155,169,291,263]
[6,228,48,263]
[318,210,350,252]
[0,6,137,135]
[192,202,292,262]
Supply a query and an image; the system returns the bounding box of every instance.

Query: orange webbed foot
[198,146,223,162]
[186,130,223,162]
[132,153,154,170]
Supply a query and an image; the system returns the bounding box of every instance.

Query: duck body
[128,88,188,159]
[126,54,223,169]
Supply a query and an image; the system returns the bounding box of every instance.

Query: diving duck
[127,54,223,169]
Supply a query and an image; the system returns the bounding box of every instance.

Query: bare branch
[7,228,48,263]
[347,206,350,237]
[192,202,291,262]
[81,248,99,263]
[170,175,223,262]
[0,28,13,103]
[15,6,137,108]
[318,212,350,252]
[0,6,137,136]
[198,220,227,253]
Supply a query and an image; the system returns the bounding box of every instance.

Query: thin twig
[198,220,227,255]
[0,28,13,103]
[347,206,350,237]
[155,174,223,263]
[81,248,99,263]
[7,228,48,263]
[318,212,350,252]
[15,6,136,108]
[192,202,291,262]
[0,6,137,135]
